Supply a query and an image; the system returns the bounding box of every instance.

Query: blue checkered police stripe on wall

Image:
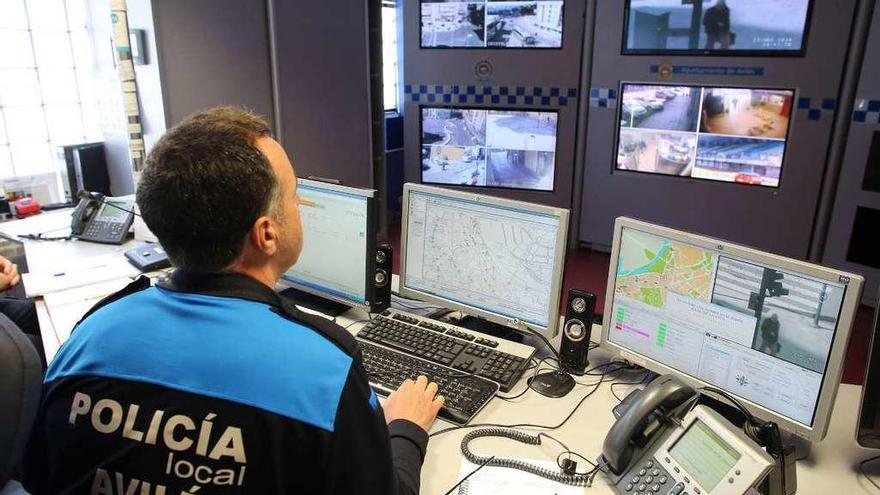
[797,97,836,121]
[853,99,880,125]
[589,87,618,108]
[404,84,577,107]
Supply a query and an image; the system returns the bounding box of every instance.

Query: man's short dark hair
[137,106,278,272]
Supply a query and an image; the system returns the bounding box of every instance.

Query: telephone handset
[603,375,698,475]
[71,195,135,244]
[601,375,774,495]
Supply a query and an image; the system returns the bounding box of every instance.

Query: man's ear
[249,216,279,256]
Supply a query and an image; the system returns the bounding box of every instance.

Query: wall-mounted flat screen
[623,0,812,55]
[421,1,564,48]
[615,83,794,188]
[421,106,558,191]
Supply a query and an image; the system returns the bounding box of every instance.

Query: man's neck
[228,263,278,290]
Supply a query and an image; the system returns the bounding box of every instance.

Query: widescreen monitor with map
[399,183,569,338]
[421,1,564,48]
[600,217,863,441]
[615,83,794,188]
[421,106,559,191]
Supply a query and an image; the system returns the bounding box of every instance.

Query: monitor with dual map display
[601,217,863,441]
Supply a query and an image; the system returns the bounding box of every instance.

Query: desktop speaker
[559,289,595,376]
[371,243,392,313]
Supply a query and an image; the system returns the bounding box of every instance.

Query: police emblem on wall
[474,59,494,81]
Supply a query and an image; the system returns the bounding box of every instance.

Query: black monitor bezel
[283,180,379,311]
[858,297,880,448]
[611,81,797,190]
[419,0,566,51]
[620,0,814,57]
[419,104,561,193]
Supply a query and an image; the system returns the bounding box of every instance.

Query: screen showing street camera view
[624,0,811,53]
[421,107,558,191]
[421,1,564,48]
[616,83,794,187]
[609,227,847,425]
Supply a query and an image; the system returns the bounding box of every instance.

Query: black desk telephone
[71,194,135,244]
[601,376,776,495]
[458,374,787,494]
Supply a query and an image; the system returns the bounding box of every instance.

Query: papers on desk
[42,278,135,355]
[455,459,585,495]
[22,253,139,297]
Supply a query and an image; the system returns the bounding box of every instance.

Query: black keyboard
[357,314,530,392]
[360,341,499,425]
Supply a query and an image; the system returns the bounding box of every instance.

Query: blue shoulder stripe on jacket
[46,286,353,432]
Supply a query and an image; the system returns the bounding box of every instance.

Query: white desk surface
[0,209,142,362]
[10,216,879,494]
[331,312,880,495]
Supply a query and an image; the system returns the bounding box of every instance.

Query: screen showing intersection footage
[421,1,564,48]
[624,0,811,54]
[421,107,558,191]
[609,227,847,425]
[616,84,794,188]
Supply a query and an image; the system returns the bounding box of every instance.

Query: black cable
[516,325,561,361]
[390,297,444,312]
[79,191,141,218]
[430,361,620,438]
[698,386,759,424]
[497,357,555,401]
[443,455,496,495]
[859,454,880,492]
[556,450,599,476]
[18,233,72,241]
[610,370,650,402]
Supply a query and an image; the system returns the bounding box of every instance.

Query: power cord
[429,361,624,438]
[610,370,651,402]
[859,454,880,491]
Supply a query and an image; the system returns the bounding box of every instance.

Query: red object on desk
[14,197,41,218]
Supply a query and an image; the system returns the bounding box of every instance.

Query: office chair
[0,314,42,494]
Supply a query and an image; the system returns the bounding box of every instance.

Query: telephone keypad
[619,458,673,495]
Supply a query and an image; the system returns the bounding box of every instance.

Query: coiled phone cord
[460,428,594,486]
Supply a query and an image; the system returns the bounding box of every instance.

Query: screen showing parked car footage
[624,0,811,54]
[616,83,794,188]
[421,1,564,48]
[421,107,558,191]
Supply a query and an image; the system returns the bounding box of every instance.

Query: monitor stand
[279,287,350,317]
[455,315,525,344]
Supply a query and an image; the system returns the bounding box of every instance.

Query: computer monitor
[616,83,794,188]
[281,179,377,311]
[623,0,812,55]
[857,296,880,448]
[399,183,569,338]
[421,1,564,49]
[600,217,864,442]
[421,106,559,191]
